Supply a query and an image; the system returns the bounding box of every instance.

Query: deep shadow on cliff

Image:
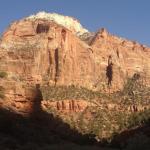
[110,118,150,150]
[0,85,99,150]
[0,107,149,150]
[0,85,149,150]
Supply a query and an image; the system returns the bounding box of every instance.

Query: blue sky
[0,0,150,46]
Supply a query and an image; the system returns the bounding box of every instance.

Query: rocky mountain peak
[0,12,150,115]
[26,11,89,36]
[98,28,108,37]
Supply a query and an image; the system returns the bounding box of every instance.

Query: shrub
[119,73,150,105]
[0,86,5,99]
[41,85,107,101]
[127,109,150,128]
[0,71,7,78]
[0,92,5,99]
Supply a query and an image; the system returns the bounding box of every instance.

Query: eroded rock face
[42,100,95,113]
[90,28,150,90]
[1,19,95,88]
[0,14,150,114]
[42,99,150,114]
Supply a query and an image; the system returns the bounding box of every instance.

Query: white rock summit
[26,11,89,36]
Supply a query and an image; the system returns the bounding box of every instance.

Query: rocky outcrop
[90,28,150,90]
[27,11,89,36]
[42,99,150,114]
[42,100,95,113]
[0,12,150,114]
[1,18,95,88]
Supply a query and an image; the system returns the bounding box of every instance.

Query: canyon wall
[0,15,150,114]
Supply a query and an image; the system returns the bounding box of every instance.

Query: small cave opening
[36,24,49,34]
[61,29,66,42]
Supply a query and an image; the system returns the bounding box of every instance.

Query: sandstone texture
[0,12,150,114]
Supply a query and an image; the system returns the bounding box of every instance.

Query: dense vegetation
[0,74,149,149]
[0,86,5,99]
[41,85,109,101]
[40,74,150,149]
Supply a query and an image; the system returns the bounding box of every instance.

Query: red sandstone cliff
[0,12,150,114]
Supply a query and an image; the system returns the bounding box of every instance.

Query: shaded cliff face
[0,13,150,114]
